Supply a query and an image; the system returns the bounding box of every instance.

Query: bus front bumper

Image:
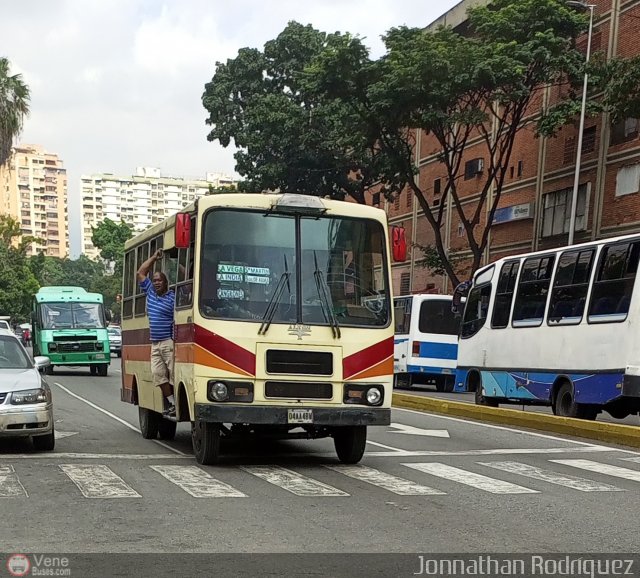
[195,404,391,426]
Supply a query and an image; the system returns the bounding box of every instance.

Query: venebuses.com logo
[6,554,31,577]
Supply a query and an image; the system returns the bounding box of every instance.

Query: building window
[611,118,638,145]
[548,249,594,325]
[406,190,412,210]
[399,273,410,296]
[491,261,520,329]
[512,256,555,326]
[541,184,587,238]
[582,126,596,154]
[464,158,484,180]
[517,160,524,177]
[433,178,441,195]
[372,192,380,206]
[615,164,640,197]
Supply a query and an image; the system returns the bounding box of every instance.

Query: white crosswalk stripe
[325,464,445,495]
[150,465,246,498]
[478,461,624,492]
[551,459,640,483]
[0,465,28,497]
[59,464,141,498]
[403,462,538,494]
[241,465,349,496]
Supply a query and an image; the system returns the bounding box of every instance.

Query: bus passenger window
[394,298,411,334]
[512,256,555,326]
[548,249,594,325]
[588,241,640,322]
[461,284,492,338]
[491,261,520,329]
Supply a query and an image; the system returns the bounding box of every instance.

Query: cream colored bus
[121,193,394,465]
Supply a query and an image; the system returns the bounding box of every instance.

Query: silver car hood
[0,369,42,393]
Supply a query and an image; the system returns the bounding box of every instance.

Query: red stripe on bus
[193,325,256,377]
[343,337,394,380]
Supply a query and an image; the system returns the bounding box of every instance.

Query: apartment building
[0,144,69,257]
[382,0,640,296]
[80,167,238,259]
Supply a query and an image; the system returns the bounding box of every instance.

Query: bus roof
[472,231,640,282]
[35,286,104,304]
[124,193,388,251]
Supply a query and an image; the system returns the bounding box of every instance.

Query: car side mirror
[34,356,50,372]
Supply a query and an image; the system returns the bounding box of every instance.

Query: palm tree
[0,57,30,167]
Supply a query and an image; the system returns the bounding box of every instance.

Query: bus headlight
[48,343,57,352]
[209,382,229,402]
[366,387,382,405]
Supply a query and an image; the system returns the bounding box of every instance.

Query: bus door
[393,296,413,375]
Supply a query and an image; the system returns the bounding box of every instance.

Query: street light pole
[567,1,596,246]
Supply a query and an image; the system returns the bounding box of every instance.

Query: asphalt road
[2,361,640,557]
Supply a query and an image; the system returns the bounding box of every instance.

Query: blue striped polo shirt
[139,277,175,342]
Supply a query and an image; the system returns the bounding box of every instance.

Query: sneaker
[163,404,176,418]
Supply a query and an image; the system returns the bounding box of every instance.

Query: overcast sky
[2,0,461,257]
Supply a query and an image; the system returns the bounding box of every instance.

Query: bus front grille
[264,381,333,400]
[266,350,333,376]
[58,342,96,353]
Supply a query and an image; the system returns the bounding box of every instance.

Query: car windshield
[108,328,121,336]
[40,303,105,329]
[0,336,31,369]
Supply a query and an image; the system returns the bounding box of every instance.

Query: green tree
[306,0,588,285]
[0,57,30,167]
[91,218,133,275]
[202,22,393,204]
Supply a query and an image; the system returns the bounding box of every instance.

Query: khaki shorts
[151,339,174,387]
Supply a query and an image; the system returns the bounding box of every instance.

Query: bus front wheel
[192,420,221,465]
[139,407,160,439]
[333,426,367,464]
[98,365,108,377]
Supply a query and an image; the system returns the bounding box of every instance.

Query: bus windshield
[199,209,390,327]
[40,303,105,329]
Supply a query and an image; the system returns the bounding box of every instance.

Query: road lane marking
[394,407,636,453]
[620,457,640,464]
[150,465,246,497]
[0,465,28,497]
[54,382,186,456]
[478,461,623,492]
[325,464,444,495]
[60,464,141,498]
[0,453,191,460]
[389,423,450,438]
[366,440,411,453]
[241,466,348,496]
[403,462,538,494]
[551,459,640,482]
[54,431,79,439]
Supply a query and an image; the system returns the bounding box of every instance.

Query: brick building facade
[378,0,640,296]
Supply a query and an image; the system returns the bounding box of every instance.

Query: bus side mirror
[175,213,191,249]
[105,310,112,322]
[451,281,471,317]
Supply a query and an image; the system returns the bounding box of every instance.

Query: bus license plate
[288,409,313,424]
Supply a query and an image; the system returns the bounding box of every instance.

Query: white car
[0,329,54,451]
[0,320,11,332]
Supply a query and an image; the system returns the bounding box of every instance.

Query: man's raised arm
[137,249,163,283]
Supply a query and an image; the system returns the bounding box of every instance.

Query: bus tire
[89,366,97,376]
[334,426,367,464]
[45,365,54,375]
[192,420,221,465]
[98,364,108,377]
[470,372,499,407]
[554,382,597,420]
[435,376,455,393]
[139,407,160,439]
[394,373,412,389]
[158,419,177,441]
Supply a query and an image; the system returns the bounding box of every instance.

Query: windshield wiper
[313,251,341,339]
[258,257,291,336]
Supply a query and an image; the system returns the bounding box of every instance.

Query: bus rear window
[418,300,460,335]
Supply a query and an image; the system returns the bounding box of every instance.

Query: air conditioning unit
[464,158,484,179]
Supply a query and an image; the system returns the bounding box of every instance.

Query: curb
[392,392,640,448]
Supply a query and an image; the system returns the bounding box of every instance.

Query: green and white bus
[32,286,111,376]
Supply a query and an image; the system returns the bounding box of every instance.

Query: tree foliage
[202,22,395,203]
[203,0,592,286]
[0,56,30,167]
[91,218,133,275]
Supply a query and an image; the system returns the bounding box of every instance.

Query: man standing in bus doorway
[137,249,176,417]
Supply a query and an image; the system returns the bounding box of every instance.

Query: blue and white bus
[393,294,459,392]
[454,233,640,420]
